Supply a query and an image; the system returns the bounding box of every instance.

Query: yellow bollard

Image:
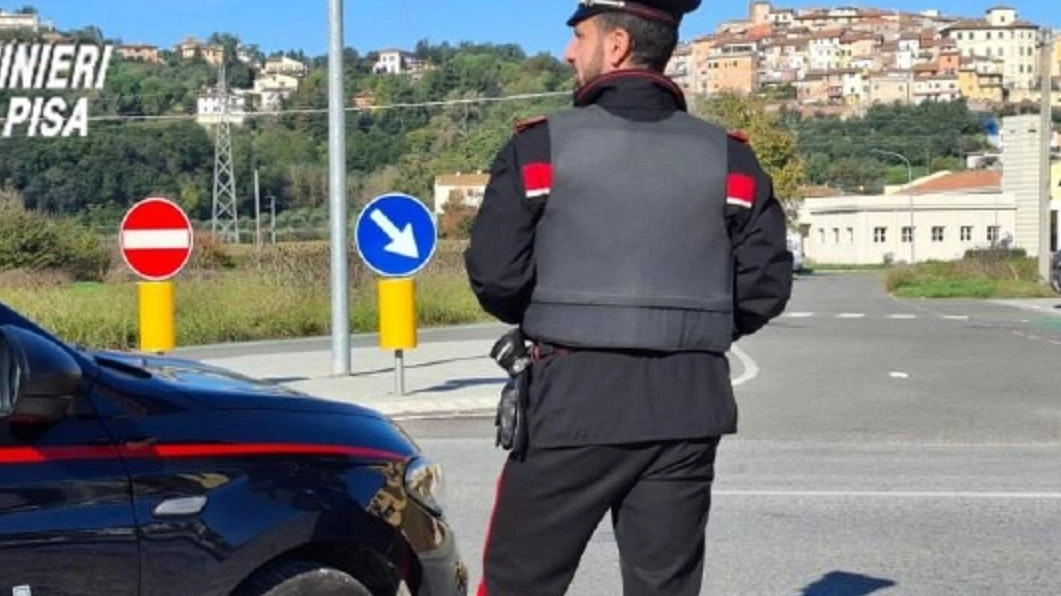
[138,281,175,353]
[378,278,417,395]
[378,278,417,350]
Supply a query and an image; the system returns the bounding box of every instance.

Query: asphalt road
[398,272,1061,596]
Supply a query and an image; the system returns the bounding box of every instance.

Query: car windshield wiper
[93,354,153,379]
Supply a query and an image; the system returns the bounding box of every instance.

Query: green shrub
[0,203,111,281]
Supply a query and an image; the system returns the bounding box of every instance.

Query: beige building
[264,56,307,77]
[704,52,759,95]
[808,30,844,71]
[118,44,161,64]
[665,43,694,95]
[913,75,961,103]
[433,172,490,215]
[867,71,913,105]
[253,73,300,110]
[0,9,52,32]
[798,170,1016,265]
[958,65,1005,103]
[941,7,1040,91]
[1053,33,1061,78]
[176,37,224,67]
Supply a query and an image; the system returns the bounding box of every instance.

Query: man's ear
[605,27,634,68]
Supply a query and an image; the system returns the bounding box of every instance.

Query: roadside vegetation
[0,236,489,350]
[884,250,1057,299]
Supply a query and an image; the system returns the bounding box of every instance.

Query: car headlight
[403,456,444,516]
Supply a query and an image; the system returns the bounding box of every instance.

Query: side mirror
[0,325,82,424]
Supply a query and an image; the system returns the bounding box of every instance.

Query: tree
[693,93,806,222]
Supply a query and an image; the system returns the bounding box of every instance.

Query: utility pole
[1038,27,1053,282]
[269,195,276,245]
[254,169,262,250]
[328,0,350,376]
[212,61,239,243]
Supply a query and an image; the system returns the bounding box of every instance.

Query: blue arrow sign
[355,193,438,277]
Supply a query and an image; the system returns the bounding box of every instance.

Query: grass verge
[0,241,492,350]
[885,256,1057,299]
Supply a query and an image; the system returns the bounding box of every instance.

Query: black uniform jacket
[465,69,793,447]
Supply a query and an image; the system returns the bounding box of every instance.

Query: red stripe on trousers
[477,461,509,596]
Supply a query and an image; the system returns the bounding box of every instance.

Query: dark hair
[597,12,679,72]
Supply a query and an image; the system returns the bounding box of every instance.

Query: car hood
[91,350,386,418]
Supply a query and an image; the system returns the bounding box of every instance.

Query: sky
[13,0,1061,59]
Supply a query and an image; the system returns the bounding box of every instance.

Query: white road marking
[730,345,759,387]
[889,372,909,379]
[1027,335,1041,341]
[888,314,917,320]
[837,313,865,319]
[1050,340,1061,346]
[943,315,970,321]
[785,312,815,318]
[714,489,1061,500]
[1012,331,1027,338]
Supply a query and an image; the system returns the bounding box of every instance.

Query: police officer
[464,1,793,594]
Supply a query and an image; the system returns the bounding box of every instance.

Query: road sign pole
[328,0,350,375]
[355,193,437,396]
[378,278,416,396]
[120,197,194,353]
[138,281,175,353]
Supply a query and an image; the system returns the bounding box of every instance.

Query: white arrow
[370,208,419,259]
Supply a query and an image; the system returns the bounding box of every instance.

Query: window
[987,226,999,242]
[874,227,887,243]
[847,227,855,244]
[961,226,973,241]
[833,228,840,244]
[902,226,913,243]
[819,228,826,244]
[932,226,944,242]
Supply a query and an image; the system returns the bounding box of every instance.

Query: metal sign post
[354,193,438,395]
[328,0,350,375]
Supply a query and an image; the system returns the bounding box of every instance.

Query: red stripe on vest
[522,162,552,198]
[727,173,756,208]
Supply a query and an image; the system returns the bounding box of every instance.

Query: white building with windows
[798,170,1018,265]
[196,91,247,127]
[941,6,1040,90]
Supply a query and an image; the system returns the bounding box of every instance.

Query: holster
[495,365,529,458]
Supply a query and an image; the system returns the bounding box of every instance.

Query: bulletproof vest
[521,104,734,352]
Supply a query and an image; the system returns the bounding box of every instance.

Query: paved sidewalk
[202,338,507,418]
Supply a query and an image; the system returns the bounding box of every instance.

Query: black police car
[0,301,467,596]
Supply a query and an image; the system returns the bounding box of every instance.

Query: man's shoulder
[514,114,549,134]
[726,129,750,144]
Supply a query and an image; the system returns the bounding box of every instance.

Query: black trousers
[478,437,721,596]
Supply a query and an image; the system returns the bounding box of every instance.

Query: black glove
[490,329,531,458]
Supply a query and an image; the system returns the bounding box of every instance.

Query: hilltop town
[664,2,1060,115]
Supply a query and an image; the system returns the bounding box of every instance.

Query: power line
[0,90,571,125]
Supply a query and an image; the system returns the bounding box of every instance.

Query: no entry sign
[119,197,194,281]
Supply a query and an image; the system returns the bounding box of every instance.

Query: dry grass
[885,256,1057,299]
[0,240,490,350]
